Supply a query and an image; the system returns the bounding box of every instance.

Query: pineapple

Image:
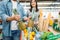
[28,19,34,27]
[13,9,26,30]
[18,21,26,30]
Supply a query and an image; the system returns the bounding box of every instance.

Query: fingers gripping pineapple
[13,9,26,30]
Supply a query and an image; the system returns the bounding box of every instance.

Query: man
[0,0,27,40]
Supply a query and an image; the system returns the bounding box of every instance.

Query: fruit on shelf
[23,29,28,38]
[49,19,54,26]
[30,32,35,40]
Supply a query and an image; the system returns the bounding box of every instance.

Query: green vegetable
[41,32,53,40]
[53,23,60,31]
[41,32,60,40]
[53,19,60,31]
[47,34,60,40]
[13,9,18,15]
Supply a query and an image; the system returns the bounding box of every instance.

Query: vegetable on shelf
[47,34,60,40]
[41,32,53,40]
[41,32,60,40]
[53,19,60,31]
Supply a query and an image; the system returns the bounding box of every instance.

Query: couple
[0,0,27,40]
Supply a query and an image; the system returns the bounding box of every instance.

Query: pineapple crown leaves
[13,9,18,15]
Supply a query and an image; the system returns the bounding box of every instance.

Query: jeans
[3,30,21,40]
[11,30,21,40]
[3,36,12,40]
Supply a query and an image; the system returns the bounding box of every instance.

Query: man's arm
[17,4,28,21]
[0,3,15,22]
[0,2,20,22]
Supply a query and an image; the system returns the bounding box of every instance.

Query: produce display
[0,9,60,40]
[41,32,60,40]
[47,34,60,40]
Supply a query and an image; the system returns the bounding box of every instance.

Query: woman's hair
[59,12,60,15]
[30,0,39,12]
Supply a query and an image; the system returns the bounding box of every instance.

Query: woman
[27,0,39,32]
[27,0,40,40]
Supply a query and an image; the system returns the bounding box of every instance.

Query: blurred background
[0,0,60,40]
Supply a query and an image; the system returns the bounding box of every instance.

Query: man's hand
[24,17,28,21]
[6,16,15,22]
[29,16,32,19]
[14,15,20,21]
[6,15,20,22]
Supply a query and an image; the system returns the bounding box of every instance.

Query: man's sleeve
[17,4,27,20]
[0,2,9,22]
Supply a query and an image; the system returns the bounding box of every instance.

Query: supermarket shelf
[20,2,60,9]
